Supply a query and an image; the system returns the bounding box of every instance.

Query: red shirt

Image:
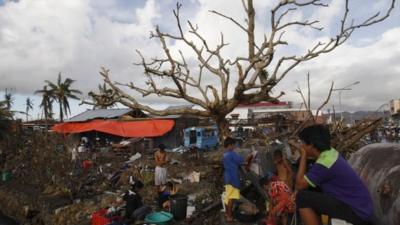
[268,181,295,215]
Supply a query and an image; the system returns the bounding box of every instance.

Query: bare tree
[99,0,395,139]
[293,73,334,138]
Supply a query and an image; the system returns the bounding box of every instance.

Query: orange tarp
[52,119,175,137]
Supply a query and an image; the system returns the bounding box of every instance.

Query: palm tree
[87,83,116,109]
[35,85,54,120]
[45,73,82,122]
[25,97,34,122]
[0,100,12,139]
[4,89,14,110]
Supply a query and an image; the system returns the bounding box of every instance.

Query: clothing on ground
[155,166,167,186]
[304,148,373,221]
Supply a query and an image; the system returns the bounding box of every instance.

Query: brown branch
[96,0,395,137]
[315,81,334,119]
[307,72,311,109]
[100,67,210,116]
[208,10,247,33]
[295,83,309,110]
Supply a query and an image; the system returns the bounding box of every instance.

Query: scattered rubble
[0,117,388,224]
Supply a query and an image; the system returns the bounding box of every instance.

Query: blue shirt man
[223,149,245,188]
[222,137,244,222]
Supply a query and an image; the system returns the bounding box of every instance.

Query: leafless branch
[99,0,395,138]
[315,81,334,118]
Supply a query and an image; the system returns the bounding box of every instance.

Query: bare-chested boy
[154,144,168,191]
[273,149,293,189]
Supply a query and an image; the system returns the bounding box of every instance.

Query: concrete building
[228,101,292,120]
[390,99,400,116]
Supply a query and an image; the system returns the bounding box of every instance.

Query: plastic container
[91,209,121,225]
[144,211,173,225]
[82,160,93,170]
[91,209,110,225]
[169,194,188,220]
[1,171,11,182]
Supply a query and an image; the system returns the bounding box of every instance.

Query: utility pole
[332,81,360,122]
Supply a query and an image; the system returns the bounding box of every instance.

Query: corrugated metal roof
[151,115,182,119]
[165,104,194,110]
[67,108,132,122]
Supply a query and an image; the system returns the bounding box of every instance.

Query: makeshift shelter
[52,119,175,138]
[55,107,200,149]
[150,105,201,148]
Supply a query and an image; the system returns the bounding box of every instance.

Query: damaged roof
[164,104,194,110]
[67,108,132,122]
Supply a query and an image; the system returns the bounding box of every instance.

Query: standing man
[222,137,245,222]
[295,125,374,225]
[154,144,168,192]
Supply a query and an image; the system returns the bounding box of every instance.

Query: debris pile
[0,117,385,224]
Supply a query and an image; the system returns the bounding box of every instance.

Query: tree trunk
[215,116,230,145]
[59,101,63,122]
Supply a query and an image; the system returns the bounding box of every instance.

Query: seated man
[295,124,374,225]
[260,173,295,225]
[122,180,151,222]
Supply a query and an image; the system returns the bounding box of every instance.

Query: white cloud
[0,0,399,119]
[277,27,400,111]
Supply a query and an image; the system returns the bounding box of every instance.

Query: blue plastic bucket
[1,171,11,182]
[144,211,173,225]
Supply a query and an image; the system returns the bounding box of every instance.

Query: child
[260,174,295,225]
[157,181,179,208]
[273,149,293,189]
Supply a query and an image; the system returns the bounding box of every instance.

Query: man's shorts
[155,166,167,186]
[224,185,240,205]
[296,190,369,225]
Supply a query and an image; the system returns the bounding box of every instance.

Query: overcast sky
[0,0,399,120]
